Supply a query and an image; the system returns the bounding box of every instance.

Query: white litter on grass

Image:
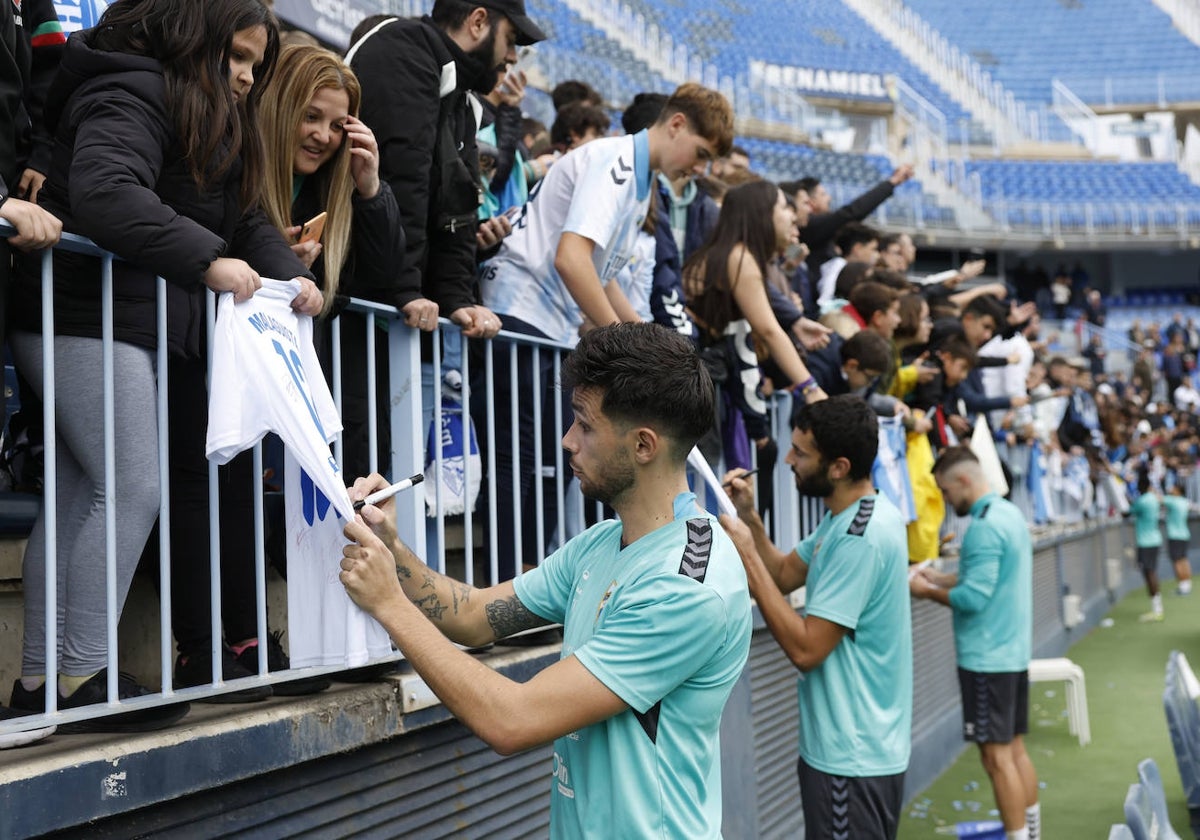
[1100,617,1115,627]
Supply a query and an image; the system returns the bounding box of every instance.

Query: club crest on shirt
[595,580,618,626]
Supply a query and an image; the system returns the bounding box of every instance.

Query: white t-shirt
[206,278,353,521]
[817,256,846,307]
[480,130,653,344]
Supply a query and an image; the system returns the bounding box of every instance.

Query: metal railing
[0,223,814,738]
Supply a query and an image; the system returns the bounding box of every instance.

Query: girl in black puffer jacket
[7,0,319,729]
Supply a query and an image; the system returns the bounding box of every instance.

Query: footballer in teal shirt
[910,446,1039,838]
[338,324,751,840]
[1128,473,1166,619]
[724,396,912,840]
[1164,484,1193,595]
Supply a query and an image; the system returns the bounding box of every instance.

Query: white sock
[1180,579,1193,594]
[1006,828,1029,840]
[1153,593,1164,614]
[1026,802,1041,840]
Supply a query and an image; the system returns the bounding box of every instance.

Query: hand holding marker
[352,473,424,511]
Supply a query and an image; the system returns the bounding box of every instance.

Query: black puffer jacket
[11,30,311,358]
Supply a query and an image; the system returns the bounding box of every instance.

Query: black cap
[476,0,547,46]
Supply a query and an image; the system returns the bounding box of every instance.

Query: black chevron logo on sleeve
[678,519,713,583]
[609,156,632,185]
[846,497,876,537]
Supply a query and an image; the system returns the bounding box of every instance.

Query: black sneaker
[174,648,272,703]
[0,704,55,748]
[10,672,189,733]
[235,631,330,697]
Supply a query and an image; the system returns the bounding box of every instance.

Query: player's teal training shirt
[950,493,1033,673]
[1164,494,1191,543]
[1132,492,1163,548]
[513,492,752,839]
[794,493,912,777]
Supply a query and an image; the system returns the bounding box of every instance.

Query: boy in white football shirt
[475,83,735,577]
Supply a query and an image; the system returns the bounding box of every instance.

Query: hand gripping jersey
[206,280,390,667]
[205,279,353,521]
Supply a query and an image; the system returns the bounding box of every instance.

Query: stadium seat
[1170,651,1200,700]
[1162,656,1200,836]
[1028,657,1090,746]
[1125,783,1160,840]
[1137,758,1184,840]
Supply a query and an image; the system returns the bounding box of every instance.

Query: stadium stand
[738,136,957,226]
[905,0,1200,108]
[959,158,1200,232]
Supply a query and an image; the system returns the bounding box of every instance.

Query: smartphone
[298,211,327,245]
[500,46,535,91]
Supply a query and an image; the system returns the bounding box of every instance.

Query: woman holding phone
[258,44,417,479]
[6,0,317,726]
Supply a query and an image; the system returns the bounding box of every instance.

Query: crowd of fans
[1,0,1195,752]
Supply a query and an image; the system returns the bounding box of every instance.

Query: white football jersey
[205,278,353,521]
[284,449,394,669]
[480,130,653,345]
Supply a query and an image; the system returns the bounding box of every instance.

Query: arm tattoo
[450,581,472,615]
[413,593,447,621]
[485,595,549,640]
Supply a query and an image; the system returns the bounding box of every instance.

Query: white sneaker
[0,707,54,749]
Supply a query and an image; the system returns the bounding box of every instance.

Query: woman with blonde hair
[259,44,420,478]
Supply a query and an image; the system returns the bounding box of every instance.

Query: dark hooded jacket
[11,30,310,358]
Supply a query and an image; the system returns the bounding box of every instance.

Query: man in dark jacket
[348,0,545,338]
[798,164,913,308]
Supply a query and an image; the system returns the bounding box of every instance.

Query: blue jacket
[650,179,719,340]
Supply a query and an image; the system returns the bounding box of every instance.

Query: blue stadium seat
[907,0,1200,108]
[1137,758,1184,840]
[1162,655,1200,837]
[1123,783,1156,840]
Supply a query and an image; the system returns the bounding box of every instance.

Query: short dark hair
[879,232,903,252]
[834,222,879,257]
[791,395,878,481]
[964,293,1005,324]
[871,268,911,291]
[552,79,603,110]
[621,92,668,135]
[833,261,874,301]
[656,82,735,158]
[840,330,892,373]
[729,144,749,159]
[778,179,805,197]
[561,323,714,462]
[939,334,977,366]
[849,281,899,325]
[551,102,610,148]
[931,445,979,476]
[797,176,821,194]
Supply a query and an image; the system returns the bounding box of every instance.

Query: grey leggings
[11,332,161,676]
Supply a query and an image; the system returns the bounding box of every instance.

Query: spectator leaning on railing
[6,0,317,727]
